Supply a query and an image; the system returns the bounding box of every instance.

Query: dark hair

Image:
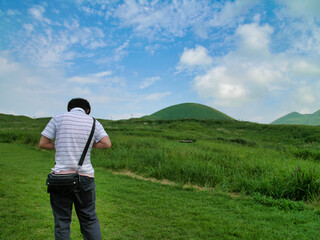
[67,98,91,114]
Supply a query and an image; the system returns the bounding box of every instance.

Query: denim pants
[50,176,101,240]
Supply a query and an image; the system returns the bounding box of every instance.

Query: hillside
[142,103,233,120]
[0,113,32,122]
[271,110,320,126]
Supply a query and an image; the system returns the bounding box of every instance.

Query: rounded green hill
[271,110,320,126]
[143,103,233,120]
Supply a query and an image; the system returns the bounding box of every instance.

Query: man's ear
[68,108,71,112]
[86,109,90,114]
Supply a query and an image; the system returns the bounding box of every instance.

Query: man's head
[67,98,91,114]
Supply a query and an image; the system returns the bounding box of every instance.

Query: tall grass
[0,131,40,146]
[93,131,320,201]
[93,119,320,202]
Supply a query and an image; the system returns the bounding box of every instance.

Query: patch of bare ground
[111,169,242,198]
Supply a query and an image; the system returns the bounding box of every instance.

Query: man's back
[41,107,108,175]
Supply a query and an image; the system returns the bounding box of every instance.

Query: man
[39,98,111,240]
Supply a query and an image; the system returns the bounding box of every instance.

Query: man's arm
[93,136,111,149]
[39,135,55,150]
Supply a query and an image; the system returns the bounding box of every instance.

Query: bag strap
[78,118,96,167]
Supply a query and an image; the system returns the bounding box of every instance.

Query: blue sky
[1,0,320,123]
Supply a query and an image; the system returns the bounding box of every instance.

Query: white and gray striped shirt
[41,108,108,176]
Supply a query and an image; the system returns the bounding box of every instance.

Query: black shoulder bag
[46,118,96,194]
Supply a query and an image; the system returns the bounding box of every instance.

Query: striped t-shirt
[41,108,108,176]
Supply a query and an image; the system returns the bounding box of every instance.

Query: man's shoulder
[52,111,95,125]
[52,112,68,119]
[65,112,95,125]
[49,112,67,123]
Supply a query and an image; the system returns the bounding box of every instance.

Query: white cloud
[290,22,320,56]
[275,1,320,57]
[67,76,99,84]
[112,0,260,40]
[94,71,112,78]
[211,0,259,27]
[0,55,67,117]
[193,66,252,107]
[28,5,44,19]
[278,0,320,19]
[15,21,106,68]
[291,60,320,77]
[6,9,21,16]
[294,86,316,105]
[28,5,52,24]
[81,6,104,16]
[144,92,171,101]
[67,71,115,84]
[289,82,320,116]
[179,45,213,67]
[140,76,160,89]
[0,54,130,118]
[113,40,130,62]
[23,23,34,35]
[235,23,274,56]
[64,18,80,29]
[114,0,212,39]
[72,87,93,96]
[145,44,161,55]
[66,26,106,49]
[0,56,20,74]
[192,23,287,107]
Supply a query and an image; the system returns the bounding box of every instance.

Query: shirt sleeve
[41,117,57,140]
[95,120,108,143]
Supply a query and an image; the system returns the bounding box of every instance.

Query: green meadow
[1,114,320,239]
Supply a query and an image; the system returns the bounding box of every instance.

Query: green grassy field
[1,115,320,239]
[1,143,320,239]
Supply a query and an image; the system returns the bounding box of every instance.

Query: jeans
[50,176,101,240]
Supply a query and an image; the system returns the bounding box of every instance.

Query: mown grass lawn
[1,143,320,240]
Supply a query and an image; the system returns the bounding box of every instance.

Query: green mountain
[271,110,320,126]
[142,103,233,120]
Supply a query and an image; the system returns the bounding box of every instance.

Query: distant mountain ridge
[142,103,233,120]
[271,110,320,126]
